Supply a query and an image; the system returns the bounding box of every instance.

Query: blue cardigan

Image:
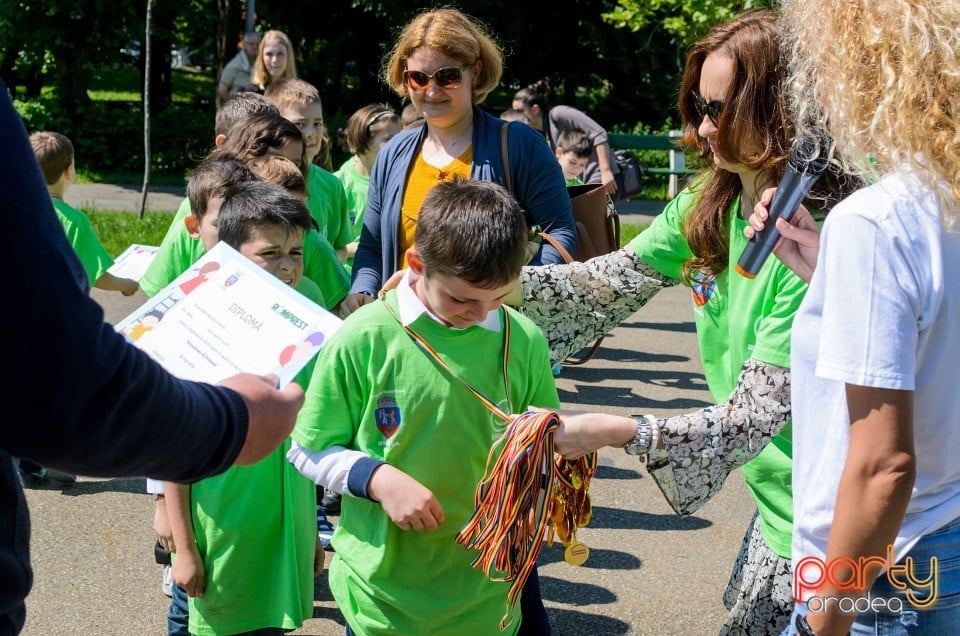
[351,107,577,295]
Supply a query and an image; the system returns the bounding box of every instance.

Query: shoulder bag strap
[500,122,512,194]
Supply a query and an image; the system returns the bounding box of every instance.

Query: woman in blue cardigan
[344,7,576,312]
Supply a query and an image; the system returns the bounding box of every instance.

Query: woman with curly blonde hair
[250,29,298,92]
[747,1,960,634]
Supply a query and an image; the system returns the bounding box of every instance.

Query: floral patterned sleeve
[519,248,677,365]
[644,358,791,516]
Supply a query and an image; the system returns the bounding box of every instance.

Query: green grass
[87,210,175,257]
[87,209,646,260]
[620,222,647,246]
[88,66,216,104]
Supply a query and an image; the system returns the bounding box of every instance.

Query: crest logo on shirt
[691,272,716,307]
[375,397,401,438]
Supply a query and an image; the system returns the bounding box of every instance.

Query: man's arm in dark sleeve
[0,80,247,484]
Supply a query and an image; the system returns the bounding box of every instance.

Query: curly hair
[783,0,960,226]
[382,7,503,105]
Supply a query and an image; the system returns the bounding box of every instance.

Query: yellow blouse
[397,148,473,269]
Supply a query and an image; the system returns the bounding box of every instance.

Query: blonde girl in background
[250,29,298,93]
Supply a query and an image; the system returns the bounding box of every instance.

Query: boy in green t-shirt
[287,179,559,635]
[29,131,139,296]
[138,94,350,310]
[554,128,593,187]
[22,131,138,485]
[265,77,353,264]
[164,179,322,636]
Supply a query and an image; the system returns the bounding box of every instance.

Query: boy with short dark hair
[164,179,322,636]
[554,128,594,186]
[265,77,353,263]
[287,179,560,635]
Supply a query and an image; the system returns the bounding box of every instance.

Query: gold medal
[564,540,589,566]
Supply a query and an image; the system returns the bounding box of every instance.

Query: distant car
[121,40,213,71]
[120,39,141,65]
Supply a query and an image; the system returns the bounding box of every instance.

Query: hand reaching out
[745,187,821,283]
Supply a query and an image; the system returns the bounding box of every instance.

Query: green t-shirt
[306,164,353,250]
[333,156,369,241]
[293,294,559,636]
[53,198,113,286]
[629,187,806,558]
[139,198,349,309]
[186,435,316,635]
[565,176,585,187]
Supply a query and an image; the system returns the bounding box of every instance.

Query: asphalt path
[21,187,755,635]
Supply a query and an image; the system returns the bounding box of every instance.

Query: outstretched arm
[519,247,676,365]
[555,358,792,516]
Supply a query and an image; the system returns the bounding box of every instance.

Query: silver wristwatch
[624,414,656,456]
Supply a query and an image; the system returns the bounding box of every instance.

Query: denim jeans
[167,583,190,636]
[783,517,960,635]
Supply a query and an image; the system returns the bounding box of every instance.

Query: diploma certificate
[114,242,341,388]
[107,244,159,281]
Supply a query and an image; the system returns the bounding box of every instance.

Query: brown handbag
[500,123,613,365]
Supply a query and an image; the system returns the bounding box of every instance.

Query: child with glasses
[287,179,560,635]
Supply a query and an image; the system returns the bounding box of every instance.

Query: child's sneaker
[317,506,335,551]
[320,490,342,515]
[161,564,174,598]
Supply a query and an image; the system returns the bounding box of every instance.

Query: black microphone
[735,133,829,279]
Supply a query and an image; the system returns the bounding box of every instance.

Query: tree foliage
[2,0,773,175]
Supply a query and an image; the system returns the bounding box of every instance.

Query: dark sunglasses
[692,92,724,126]
[403,66,465,91]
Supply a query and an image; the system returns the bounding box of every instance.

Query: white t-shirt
[791,168,960,593]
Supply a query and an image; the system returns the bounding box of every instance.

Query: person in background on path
[265,78,353,265]
[216,30,261,106]
[512,82,620,197]
[517,10,856,634]
[165,180,322,636]
[248,29,297,94]
[343,7,576,317]
[553,128,593,187]
[334,103,403,268]
[0,77,304,636]
[746,1,960,634]
[287,179,560,635]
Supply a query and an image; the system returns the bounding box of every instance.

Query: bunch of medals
[547,452,596,566]
[456,409,598,630]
